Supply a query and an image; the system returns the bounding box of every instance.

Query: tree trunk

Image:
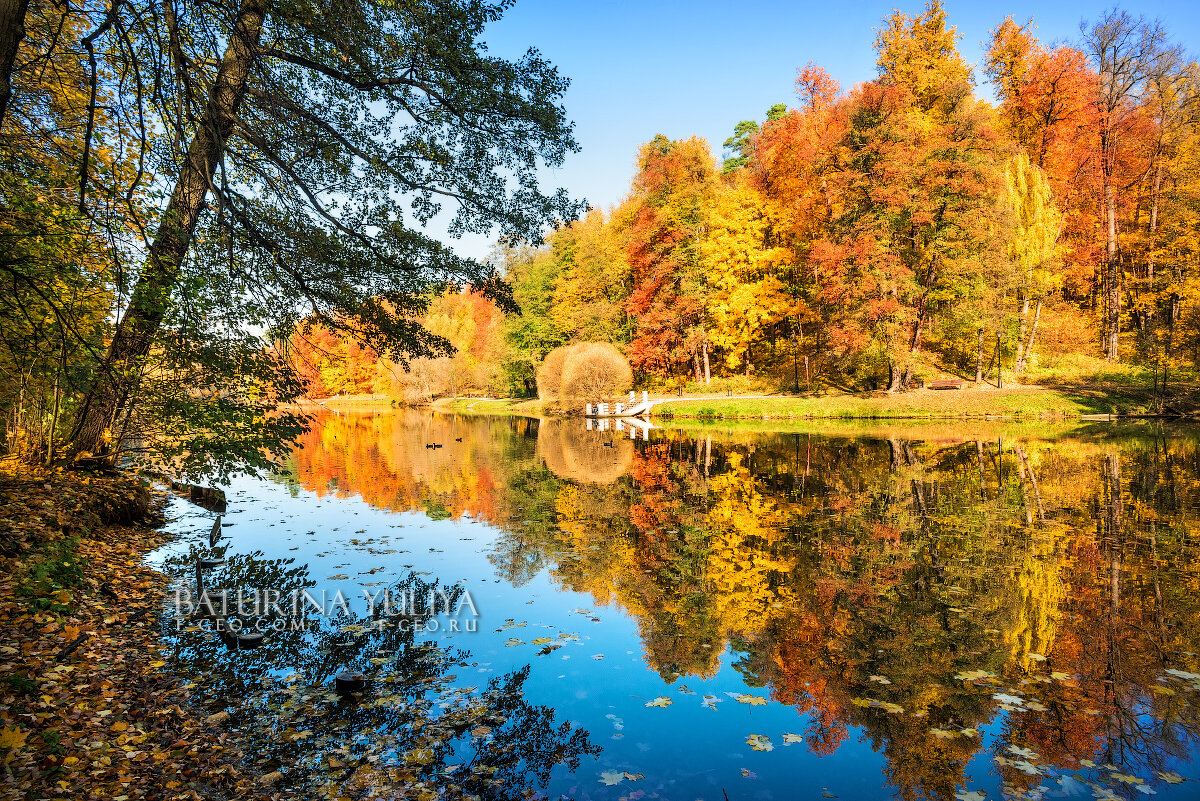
[0,0,29,129]
[909,309,925,354]
[1019,298,1042,373]
[1149,159,1163,235]
[702,342,710,385]
[1104,179,1120,361]
[975,329,984,383]
[1015,292,1030,370]
[887,361,902,393]
[68,0,269,456]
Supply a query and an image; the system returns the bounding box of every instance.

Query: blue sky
[446,0,1199,261]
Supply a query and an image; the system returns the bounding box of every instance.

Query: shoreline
[301,384,1183,424]
[0,461,269,801]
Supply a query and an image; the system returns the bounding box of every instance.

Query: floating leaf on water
[929,728,957,739]
[955,670,994,682]
[869,675,892,685]
[880,702,904,714]
[741,768,756,778]
[993,693,1025,707]
[782,732,804,744]
[702,695,721,710]
[1111,773,1148,785]
[1014,761,1040,776]
[1025,700,1049,711]
[746,734,773,752]
[955,791,987,801]
[624,772,644,781]
[1008,745,1038,759]
[1050,671,1072,681]
[734,694,767,706]
[1027,653,1046,661]
[1157,772,1184,784]
[645,696,672,708]
[598,770,625,786]
[530,637,553,645]
[503,638,522,647]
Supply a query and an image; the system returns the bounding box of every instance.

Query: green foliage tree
[50,0,580,476]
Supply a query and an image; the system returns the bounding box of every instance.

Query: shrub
[536,345,576,401]
[560,343,632,410]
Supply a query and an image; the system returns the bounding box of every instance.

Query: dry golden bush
[560,343,632,410]
[536,345,578,402]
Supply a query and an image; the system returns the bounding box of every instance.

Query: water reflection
[274,412,1200,799]
[159,548,599,799]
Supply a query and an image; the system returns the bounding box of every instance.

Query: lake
[152,410,1200,801]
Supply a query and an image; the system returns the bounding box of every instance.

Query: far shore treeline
[293,3,1200,405]
[2,0,1199,478]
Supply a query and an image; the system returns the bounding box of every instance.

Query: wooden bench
[927,379,965,390]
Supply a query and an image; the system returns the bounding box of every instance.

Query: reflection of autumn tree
[284,411,1200,799]
[286,410,544,526]
[995,440,1200,791]
[522,427,1200,800]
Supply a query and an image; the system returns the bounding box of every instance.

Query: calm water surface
[152,411,1200,801]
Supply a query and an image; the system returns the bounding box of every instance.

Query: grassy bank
[652,385,1142,421]
[306,374,1191,424]
[297,393,395,412]
[431,397,545,417]
[0,461,268,801]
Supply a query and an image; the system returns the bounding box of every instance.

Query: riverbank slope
[0,461,268,801]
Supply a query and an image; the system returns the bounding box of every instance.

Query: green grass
[435,397,545,417]
[652,386,1114,421]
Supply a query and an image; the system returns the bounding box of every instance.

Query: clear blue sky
[447,0,1199,261]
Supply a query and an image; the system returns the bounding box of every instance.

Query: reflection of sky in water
[151,412,1200,800]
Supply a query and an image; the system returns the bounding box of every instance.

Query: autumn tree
[0,3,141,462]
[549,208,632,343]
[624,135,717,383]
[1005,154,1062,372]
[807,4,1009,390]
[986,20,1101,306]
[701,177,793,376]
[1081,9,1180,360]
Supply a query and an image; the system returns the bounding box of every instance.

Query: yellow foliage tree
[1004,154,1063,372]
[701,179,793,373]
